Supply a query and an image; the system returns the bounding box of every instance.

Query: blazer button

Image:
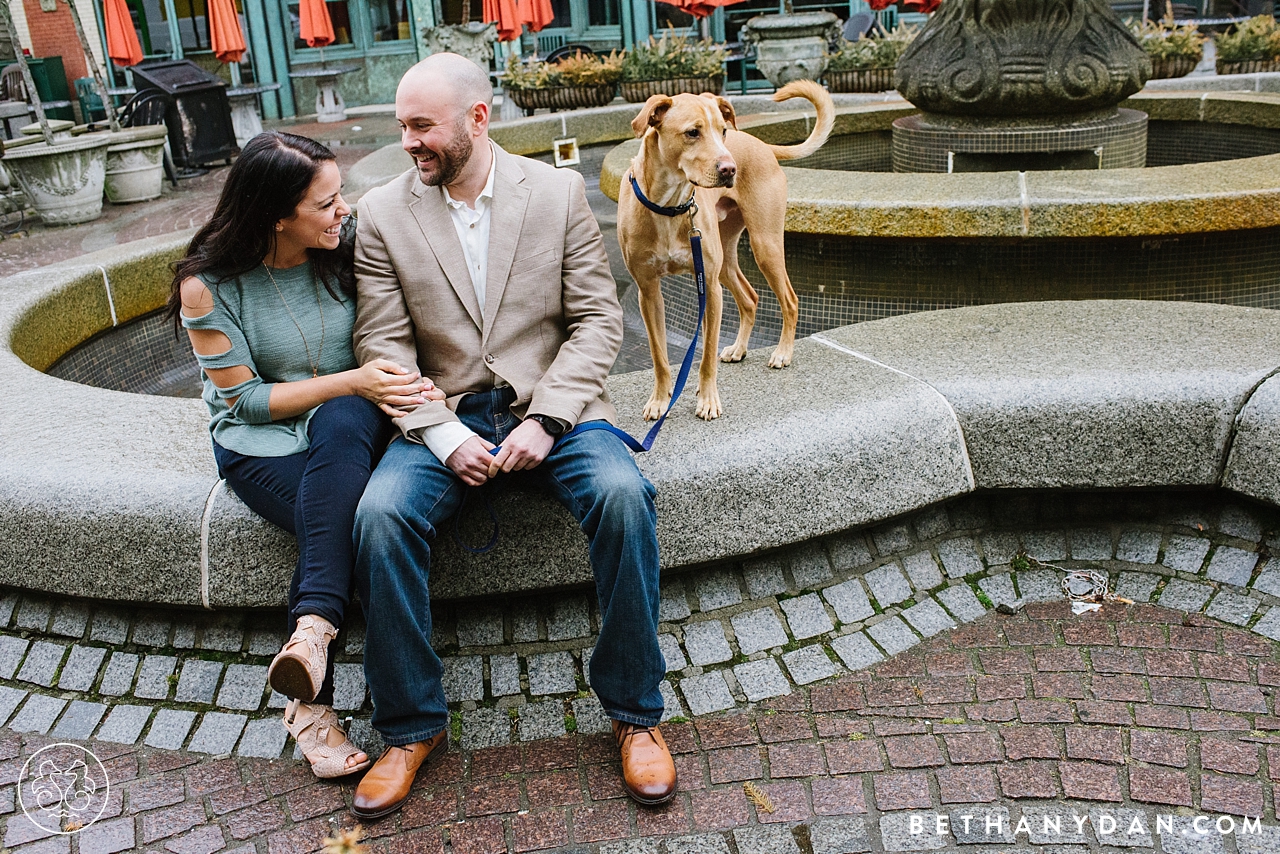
[484,354,495,365]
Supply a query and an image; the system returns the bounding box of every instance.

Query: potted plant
[620,30,726,103]
[1214,15,1280,75]
[826,25,917,93]
[1130,18,1205,79]
[503,51,623,112]
[739,2,842,89]
[0,0,117,224]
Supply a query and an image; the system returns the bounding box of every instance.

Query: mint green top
[181,261,357,458]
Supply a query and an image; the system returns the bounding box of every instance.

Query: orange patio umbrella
[517,0,554,33]
[103,0,144,67]
[299,0,336,47]
[207,0,247,64]
[484,0,521,43]
[657,0,743,19]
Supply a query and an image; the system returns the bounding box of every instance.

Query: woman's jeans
[214,395,392,706]
[353,387,665,746]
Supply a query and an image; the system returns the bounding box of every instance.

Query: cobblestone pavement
[2,490,1280,852]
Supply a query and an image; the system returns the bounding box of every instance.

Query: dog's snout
[717,159,737,186]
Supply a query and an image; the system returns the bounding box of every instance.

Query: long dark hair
[167,131,353,327]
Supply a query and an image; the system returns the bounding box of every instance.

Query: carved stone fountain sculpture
[890,0,1153,173]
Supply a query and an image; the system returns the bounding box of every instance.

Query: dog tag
[553,137,580,168]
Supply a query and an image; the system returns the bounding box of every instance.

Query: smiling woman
[164,130,445,781]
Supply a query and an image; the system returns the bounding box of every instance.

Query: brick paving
[0,492,1277,850]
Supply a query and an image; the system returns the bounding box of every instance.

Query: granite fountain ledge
[6,233,1280,608]
[595,92,1280,239]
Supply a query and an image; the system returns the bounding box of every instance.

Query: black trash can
[131,60,239,169]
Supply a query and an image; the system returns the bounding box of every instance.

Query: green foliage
[621,29,725,81]
[449,710,463,743]
[504,51,624,90]
[1010,552,1032,573]
[827,25,918,72]
[564,714,578,734]
[1214,15,1280,63]
[1128,18,1205,61]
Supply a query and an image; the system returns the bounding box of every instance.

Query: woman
[170,131,440,778]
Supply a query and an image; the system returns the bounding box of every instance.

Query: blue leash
[558,173,707,452]
[455,173,706,552]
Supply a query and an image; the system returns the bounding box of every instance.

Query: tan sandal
[283,699,372,779]
[269,614,337,702]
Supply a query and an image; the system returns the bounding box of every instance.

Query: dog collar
[629,173,696,218]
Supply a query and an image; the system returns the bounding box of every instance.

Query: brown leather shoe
[351,731,447,820]
[612,720,677,805]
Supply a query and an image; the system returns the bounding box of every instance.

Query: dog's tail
[764,80,835,162]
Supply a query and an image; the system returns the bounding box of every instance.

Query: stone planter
[1217,58,1280,75]
[422,22,498,69]
[826,67,896,93]
[740,12,841,89]
[506,84,617,111]
[2,135,109,225]
[620,76,724,102]
[1148,56,1199,79]
[103,125,169,204]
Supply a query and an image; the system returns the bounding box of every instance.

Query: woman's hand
[351,359,444,418]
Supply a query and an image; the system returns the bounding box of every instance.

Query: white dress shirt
[420,149,497,465]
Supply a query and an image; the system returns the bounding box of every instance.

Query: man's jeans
[354,387,665,746]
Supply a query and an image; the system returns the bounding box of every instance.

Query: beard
[413,120,473,187]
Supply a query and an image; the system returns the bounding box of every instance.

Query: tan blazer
[352,143,623,443]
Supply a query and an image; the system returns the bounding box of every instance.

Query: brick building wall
[21,0,88,93]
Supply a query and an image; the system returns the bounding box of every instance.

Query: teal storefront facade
[99,0,872,118]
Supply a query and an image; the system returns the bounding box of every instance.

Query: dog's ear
[632,95,673,137]
[714,96,738,130]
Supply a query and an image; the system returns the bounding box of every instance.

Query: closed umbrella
[103,0,144,67]
[207,0,247,64]
[299,0,336,47]
[484,0,521,42]
[517,0,554,33]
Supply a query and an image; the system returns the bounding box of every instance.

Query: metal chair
[74,77,107,123]
[544,43,596,63]
[120,92,180,187]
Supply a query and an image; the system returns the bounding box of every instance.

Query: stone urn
[422,22,498,70]
[2,134,110,224]
[895,0,1151,116]
[740,12,841,89]
[101,124,169,204]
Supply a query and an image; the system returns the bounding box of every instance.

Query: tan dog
[618,80,834,421]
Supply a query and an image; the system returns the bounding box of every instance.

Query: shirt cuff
[421,421,477,466]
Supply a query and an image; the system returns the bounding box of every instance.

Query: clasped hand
[354,359,445,417]
[446,420,554,487]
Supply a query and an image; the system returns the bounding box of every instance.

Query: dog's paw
[719,344,748,363]
[767,348,793,369]
[695,392,723,421]
[642,395,671,421]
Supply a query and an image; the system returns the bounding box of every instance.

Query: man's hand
[446,436,498,487]
[489,419,554,478]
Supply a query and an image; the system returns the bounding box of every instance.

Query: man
[348,53,676,819]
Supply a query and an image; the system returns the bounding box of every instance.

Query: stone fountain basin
[600,91,1280,238]
[5,89,1280,611]
[7,236,1280,610]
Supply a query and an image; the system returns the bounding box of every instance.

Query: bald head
[400,53,493,114]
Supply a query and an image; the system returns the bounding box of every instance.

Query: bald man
[348,54,675,819]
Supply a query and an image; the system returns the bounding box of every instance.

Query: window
[366,0,412,41]
[287,0,356,48]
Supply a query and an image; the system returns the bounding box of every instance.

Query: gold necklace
[263,261,326,378]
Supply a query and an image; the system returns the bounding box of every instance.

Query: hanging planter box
[1148,56,1199,79]
[826,68,897,93]
[1216,58,1280,75]
[506,84,617,112]
[620,75,725,103]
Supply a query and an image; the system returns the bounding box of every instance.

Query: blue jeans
[214,395,393,706]
[354,387,665,745]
